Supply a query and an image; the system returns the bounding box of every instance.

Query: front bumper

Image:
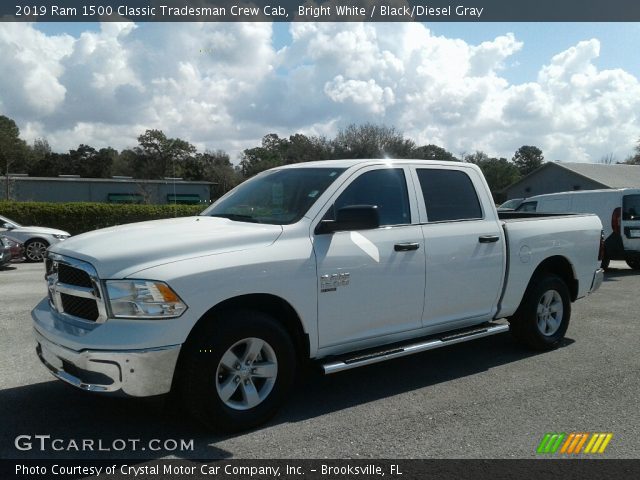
[35,329,181,397]
[590,268,604,294]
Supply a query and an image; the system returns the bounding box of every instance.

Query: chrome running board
[321,322,510,374]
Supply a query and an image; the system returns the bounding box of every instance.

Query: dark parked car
[1,235,25,261]
[0,236,13,267]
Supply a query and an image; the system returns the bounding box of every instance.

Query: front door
[314,167,426,348]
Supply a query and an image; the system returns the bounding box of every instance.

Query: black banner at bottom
[3,459,640,480]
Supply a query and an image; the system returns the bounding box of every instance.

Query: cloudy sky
[1,21,639,163]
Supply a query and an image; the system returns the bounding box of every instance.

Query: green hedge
[0,201,204,236]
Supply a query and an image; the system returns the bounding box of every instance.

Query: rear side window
[328,168,411,226]
[417,169,482,222]
[516,201,538,213]
[623,195,640,220]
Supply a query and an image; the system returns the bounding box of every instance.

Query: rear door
[622,193,640,253]
[412,166,505,326]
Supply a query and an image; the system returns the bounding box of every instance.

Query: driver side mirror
[2,223,14,230]
[316,205,380,234]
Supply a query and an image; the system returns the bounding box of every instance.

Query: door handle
[394,242,420,252]
[478,235,500,243]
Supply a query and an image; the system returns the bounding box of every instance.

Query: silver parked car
[0,215,70,262]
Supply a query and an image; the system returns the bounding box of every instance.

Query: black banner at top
[3,0,640,22]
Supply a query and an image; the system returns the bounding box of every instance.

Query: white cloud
[0,22,639,164]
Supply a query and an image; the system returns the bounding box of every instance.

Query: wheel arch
[174,293,310,390]
[529,255,578,301]
[25,236,50,245]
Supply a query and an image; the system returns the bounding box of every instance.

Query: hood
[50,216,283,278]
[14,226,70,236]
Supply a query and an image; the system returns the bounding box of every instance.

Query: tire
[626,258,640,270]
[24,239,49,262]
[509,274,571,351]
[601,257,610,270]
[181,310,295,432]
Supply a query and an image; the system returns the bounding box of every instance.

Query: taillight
[611,207,621,234]
[598,230,605,261]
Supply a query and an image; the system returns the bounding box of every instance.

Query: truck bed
[496,212,602,319]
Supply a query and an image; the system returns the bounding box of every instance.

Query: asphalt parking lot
[0,261,638,460]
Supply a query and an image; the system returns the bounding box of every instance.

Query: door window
[416,169,482,222]
[326,169,410,226]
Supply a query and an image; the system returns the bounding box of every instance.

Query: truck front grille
[46,254,107,323]
[58,263,93,288]
[60,293,99,321]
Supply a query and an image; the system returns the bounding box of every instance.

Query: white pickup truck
[33,160,604,431]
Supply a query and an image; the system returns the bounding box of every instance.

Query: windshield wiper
[208,213,261,223]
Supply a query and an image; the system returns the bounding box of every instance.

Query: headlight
[105,280,188,319]
[53,234,70,240]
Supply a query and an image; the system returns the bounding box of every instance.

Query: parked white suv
[0,214,70,262]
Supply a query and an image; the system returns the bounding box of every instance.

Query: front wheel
[626,258,640,270]
[182,310,295,432]
[509,274,571,350]
[24,239,49,262]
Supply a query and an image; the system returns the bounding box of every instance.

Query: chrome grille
[58,263,93,288]
[46,253,107,323]
[60,293,99,320]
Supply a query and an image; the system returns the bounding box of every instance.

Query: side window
[327,169,411,226]
[417,169,483,222]
[516,201,538,213]
[623,195,640,220]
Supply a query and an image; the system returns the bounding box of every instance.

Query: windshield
[201,167,346,225]
[0,215,21,228]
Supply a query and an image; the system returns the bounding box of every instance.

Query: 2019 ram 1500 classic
[33,160,604,431]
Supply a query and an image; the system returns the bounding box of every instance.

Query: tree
[283,133,332,164]
[68,144,115,178]
[598,153,615,165]
[626,139,640,165]
[238,133,332,178]
[0,115,28,199]
[474,157,522,196]
[412,144,458,161]
[132,129,197,179]
[332,123,415,159]
[512,145,544,176]
[463,151,490,165]
[196,150,240,197]
[239,134,286,178]
[30,138,52,161]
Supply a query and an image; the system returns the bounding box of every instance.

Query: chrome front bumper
[35,330,181,397]
[590,268,604,294]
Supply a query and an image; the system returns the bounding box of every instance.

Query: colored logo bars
[537,433,613,454]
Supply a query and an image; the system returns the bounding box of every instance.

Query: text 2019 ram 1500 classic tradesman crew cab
[33,160,604,431]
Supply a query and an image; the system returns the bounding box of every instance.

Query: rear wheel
[182,310,295,432]
[601,257,610,270]
[24,239,48,262]
[626,258,640,270]
[509,274,571,350]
